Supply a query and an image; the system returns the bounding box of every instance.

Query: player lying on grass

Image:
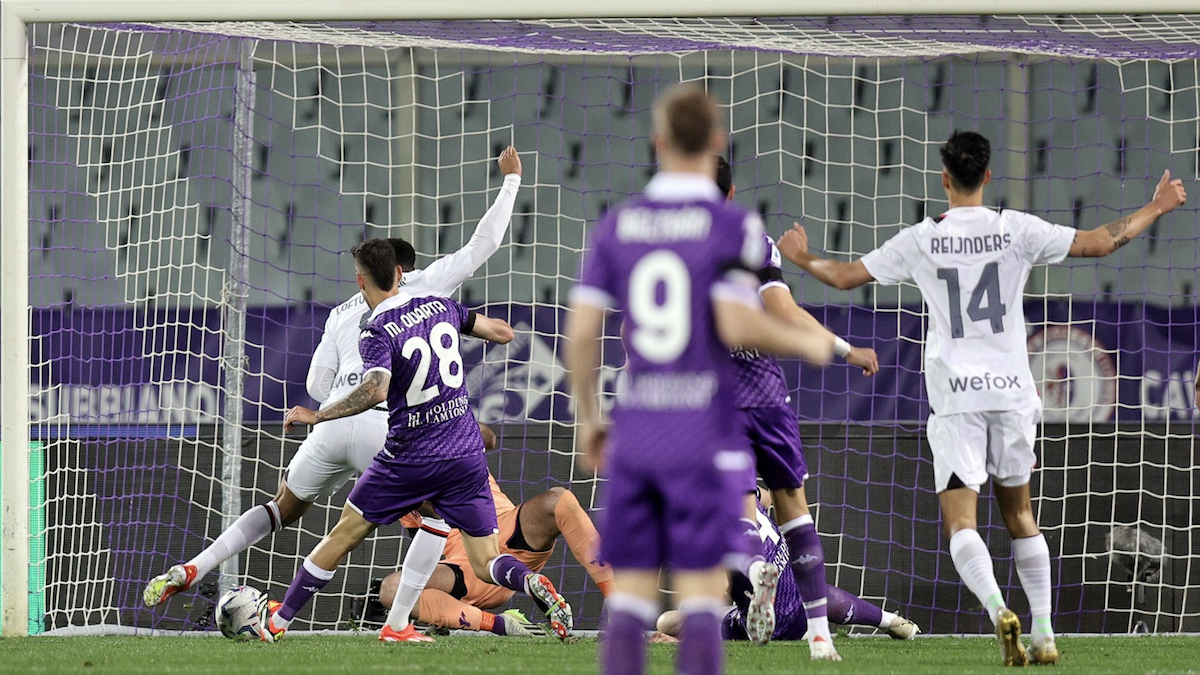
[373,423,612,637]
[654,492,918,643]
[778,130,1187,666]
[143,147,524,613]
[716,156,879,659]
[268,239,572,644]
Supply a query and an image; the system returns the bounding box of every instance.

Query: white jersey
[305,173,521,407]
[861,206,1075,415]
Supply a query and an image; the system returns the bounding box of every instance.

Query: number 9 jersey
[571,172,766,461]
[861,207,1075,415]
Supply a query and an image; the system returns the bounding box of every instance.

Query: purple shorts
[346,452,498,538]
[738,405,808,492]
[598,434,746,571]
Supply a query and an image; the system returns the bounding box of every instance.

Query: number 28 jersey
[861,207,1075,415]
[359,293,481,464]
[572,172,764,456]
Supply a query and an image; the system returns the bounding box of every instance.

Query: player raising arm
[567,84,834,675]
[142,147,522,617]
[264,239,573,643]
[716,156,878,657]
[777,130,1186,666]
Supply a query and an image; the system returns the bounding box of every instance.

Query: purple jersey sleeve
[359,323,392,376]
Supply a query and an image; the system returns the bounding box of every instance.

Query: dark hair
[653,84,720,156]
[388,237,417,272]
[351,238,397,291]
[715,156,733,199]
[940,130,991,191]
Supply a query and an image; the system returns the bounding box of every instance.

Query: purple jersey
[729,505,804,640]
[359,293,483,464]
[572,173,765,461]
[730,234,791,409]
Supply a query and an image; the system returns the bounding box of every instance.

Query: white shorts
[284,408,388,502]
[926,400,1042,493]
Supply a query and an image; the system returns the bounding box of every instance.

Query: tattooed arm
[284,370,391,432]
[1069,170,1187,257]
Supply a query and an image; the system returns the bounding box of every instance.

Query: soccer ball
[215,585,265,641]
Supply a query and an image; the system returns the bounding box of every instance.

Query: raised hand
[498,145,522,177]
[1152,169,1186,215]
[777,222,811,265]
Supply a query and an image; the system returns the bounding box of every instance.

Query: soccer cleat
[258,598,287,643]
[379,623,435,643]
[648,632,680,644]
[886,614,921,640]
[1028,638,1059,666]
[808,634,842,661]
[744,560,780,645]
[995,608,1028,667]
[499,609,536,637]
[142,564,197,607]
[526,573,573,640]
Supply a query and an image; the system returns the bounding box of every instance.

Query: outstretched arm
[468,314,515,344]
[760,285,878,375]
[284,369,390,431]
[419,147,522,293]
[1069,170,1187,257]
[777,223,875,290]
[713,295,834,366]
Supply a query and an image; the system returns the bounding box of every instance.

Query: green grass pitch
[2,634,1200,674]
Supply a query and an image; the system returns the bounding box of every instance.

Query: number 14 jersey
[861,206,1075,415]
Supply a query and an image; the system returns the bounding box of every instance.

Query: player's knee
[656,610,682,637]
[542,486,568,516]
[378,571,401,608]
[275,500,310,528]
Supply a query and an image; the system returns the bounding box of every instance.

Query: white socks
[384,518,450,630]
[189,501,281,579]
[878,610,898,629]
[1013,534,1054,643]
[949,528,1006,626]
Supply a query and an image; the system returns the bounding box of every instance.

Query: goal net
[9,14,1200,635]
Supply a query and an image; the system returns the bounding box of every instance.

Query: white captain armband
[833,337,852,358]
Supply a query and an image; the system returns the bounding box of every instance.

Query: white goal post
[6,0,1200,639]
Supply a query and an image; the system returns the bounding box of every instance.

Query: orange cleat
[379,623,435,643]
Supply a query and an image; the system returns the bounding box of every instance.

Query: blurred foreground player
[716,156,879,658]
[376,423,613,637]
[655,494,919,643]
[267,239,572,643]
[566,84,835,675]
[143,148,524,615]
[778,130,1187,666]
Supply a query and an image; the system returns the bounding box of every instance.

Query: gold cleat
[1029,638,1059,665]
[995,608,1028,667]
